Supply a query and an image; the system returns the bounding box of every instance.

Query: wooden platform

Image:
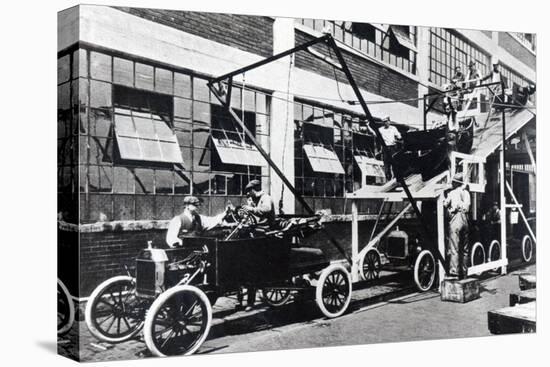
[518,274,536,291]
[510,289,536,307]
[441,278,480,303]
[488,301,536,334]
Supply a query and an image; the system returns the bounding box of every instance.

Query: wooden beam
[522,131,536,175]
[506,181,537,244]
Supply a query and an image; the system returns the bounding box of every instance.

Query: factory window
[296,19,417,74]
[73,48,271,223]
[294,101,381,198]
[429,28,490,87]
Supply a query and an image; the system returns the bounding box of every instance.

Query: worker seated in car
[165,195,234,248]
[242,179,276,227]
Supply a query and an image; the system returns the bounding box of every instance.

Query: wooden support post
[351,200,359,282]
[499,147,508,275]
[437,195,445,291]
[522,131,536,175]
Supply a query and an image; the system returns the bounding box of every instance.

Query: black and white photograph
[54,2,539,363]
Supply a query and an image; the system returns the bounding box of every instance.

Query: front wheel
[85,276,145,343]
[470,242,486,266]
[315,264,352,318]
[414,250,436,292]
[58,279,75,336]
[144,285,212,357]
[522,235,533,263]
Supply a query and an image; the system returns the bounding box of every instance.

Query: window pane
[135,168,154,194]
[174,171,191,194]
[90,52,112,82]
[156,169,173,194]
[160,141,183,163]
[155,120,175,140]
[117,136,141,160]
[256,93,267,114]
[140,139,162,161]
[135,63,154,90]
[89,137,113,164]
[114,114,136,136]
[113,57,134,87]
[113,166,134,193]
[58,55,71,84]
[174,72,191,98]
[155,67,173,94]
[193,77,210,102]
[88,165,113,192]
[243,89,255,112]
[90,109,112,137]
[58,83,71,110]
[193,101,211,123]
[134,116,155,137]
[192,172,211,194]
[174,97,192,120]
[90,80,112,109]
[175,127,192,147]
[74,49,88,78]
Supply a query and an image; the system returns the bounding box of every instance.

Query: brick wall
[294,31,419,108]
[115,7,274,58]
[498,33,536,70]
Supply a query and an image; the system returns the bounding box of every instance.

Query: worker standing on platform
[443,173,471,279]
[368,117,402,181]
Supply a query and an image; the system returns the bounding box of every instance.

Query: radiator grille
[386,237,408,259]
[136,260,156,297]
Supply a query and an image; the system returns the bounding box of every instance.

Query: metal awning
[211,137,265,166]
[303,144,345,174]
[389,26,418,53]
[114,111,183,164]
[354,156,385,177]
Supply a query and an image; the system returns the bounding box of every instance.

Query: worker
[466,60,482,90]
[443,173,471,279]
[484,201,501,241]
[165,196,234,248]
[236,179,276,311]
[367,117,402,181]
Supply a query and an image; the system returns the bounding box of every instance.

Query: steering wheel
[230,206,257,226]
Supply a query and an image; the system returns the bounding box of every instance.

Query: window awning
[114,111,183,164]
[354,156,385,177]
[389,26,417,53]
[211,137,265,167]
[303,144,345,174]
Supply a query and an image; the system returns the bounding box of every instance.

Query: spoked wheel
[470,242,486,267]
[58,279,75,336]
[522,235,533,263]
[315,264,352,318]
[414,250,436,292]
[144,285,212,357]
[261,288,292,307]
[85,276,145,343]
[359,249,381,281]
[488,240,501,271]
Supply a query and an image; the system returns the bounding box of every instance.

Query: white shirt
[378,125,402,146]
[443,187,471,215]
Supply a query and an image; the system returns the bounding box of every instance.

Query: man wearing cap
[242,179,276,227]
[367,117,402,181]
[443,173,471,279]
[165,196,233,248]
[466,61,482,90]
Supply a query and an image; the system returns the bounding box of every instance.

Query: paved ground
[58,262,535,362]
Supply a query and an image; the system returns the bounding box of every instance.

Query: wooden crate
[509,289,536,306]
[518,274,536,291]
[488,301,536,334]
[441,278,480,303]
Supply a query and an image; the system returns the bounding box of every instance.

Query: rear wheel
[57,279,75,336]
[315,264,352,318]
[85,276,145,343]
[414,250,436,292]
[144,285,212,357]
[359,249,381,281]
[470,242,485,266]
[522,235,533,262]
[261,288,292,307]
[488,240,501,272]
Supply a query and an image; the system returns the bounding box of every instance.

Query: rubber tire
[315,264,352,318]
[261,289,292,307]
[84,275,144,343]
[470,242,486,266]
[359,249,382,281]
[488,240,501,272]
[58,279,75,336]
[413,250,436,292]
[144,285,212,357]
[521,235,533,262]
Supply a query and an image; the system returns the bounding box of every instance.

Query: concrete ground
[57,262,536,362]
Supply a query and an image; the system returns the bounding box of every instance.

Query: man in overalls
[165,196,233,248]
[443,173,471,279]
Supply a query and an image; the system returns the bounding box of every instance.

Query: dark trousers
[383,145,398,181]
